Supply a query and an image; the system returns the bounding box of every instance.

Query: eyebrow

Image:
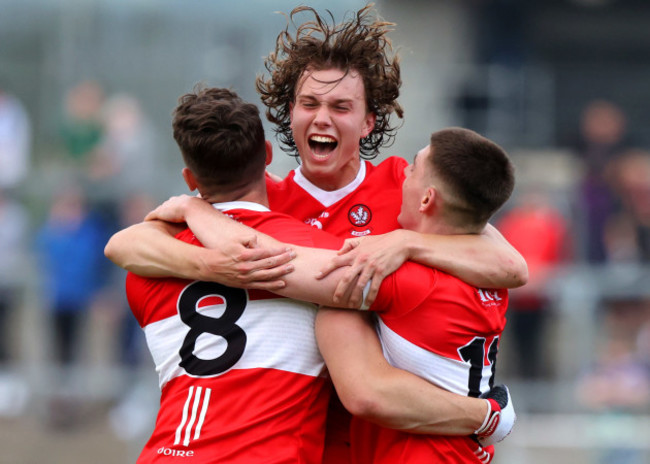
[297,93,355,105]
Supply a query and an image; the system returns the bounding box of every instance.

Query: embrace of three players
[104,4,528,464]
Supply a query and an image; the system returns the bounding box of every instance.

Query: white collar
[211,201,270,213]
[292,161,367,207]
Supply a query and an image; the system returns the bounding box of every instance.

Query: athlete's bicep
[105,220,197,277]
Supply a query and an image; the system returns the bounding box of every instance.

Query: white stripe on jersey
[377,318,493,396]
[174,386,212,446]
[145,298,324,388]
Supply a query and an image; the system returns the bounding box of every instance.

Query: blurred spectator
[0,88,31,191]
[89,93,159,208]
[97,191,156,369]
[59,80,105,164]
[497,188,570,379]
[35,185,109,367]
[575,308,650,464]
[574,99,630,263]
[576,337,649,412]
[605,149,650,263]
[0,191,29,365]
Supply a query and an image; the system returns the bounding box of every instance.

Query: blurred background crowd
[0,1,649,463]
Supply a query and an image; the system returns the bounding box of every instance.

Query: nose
[313,105,332,127]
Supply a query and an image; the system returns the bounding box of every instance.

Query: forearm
[183,198,258,249]
[105,220,208,279]
[179,198,361,306]
[315,309,486,434]
[405,225,528,289]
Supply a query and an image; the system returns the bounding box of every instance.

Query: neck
[199,181,269,208]
[300,158,362,192]
[415,215,482,236]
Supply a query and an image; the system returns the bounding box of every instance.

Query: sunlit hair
[256,4,403,160]
[429,127,515,228]
[172,86,266,194]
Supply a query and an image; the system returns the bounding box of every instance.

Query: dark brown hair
[429,127,515,228]
[256,4,403,160]
[172,86,266,194]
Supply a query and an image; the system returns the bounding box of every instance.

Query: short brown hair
[429,128,515,228]
[256,4,403,160]
[172,86,266,194]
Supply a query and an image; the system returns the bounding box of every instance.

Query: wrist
[400,229,419,260]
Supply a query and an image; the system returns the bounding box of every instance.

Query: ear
[419,187,436,213]
[182,167,199,192]
[265,140,273,166]
[362,112,377,138]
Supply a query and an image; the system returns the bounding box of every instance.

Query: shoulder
[365,157,407,183]
[371,262,438,313]
[245,210,344,251]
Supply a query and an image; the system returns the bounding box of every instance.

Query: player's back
[126,205,341,464]
[353,262,508,463]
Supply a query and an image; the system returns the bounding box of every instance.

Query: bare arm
[319,226,528,306]
[315,308,487,434]
[104,204,296,291]
[406,225,527,288]
[175,196,364,307]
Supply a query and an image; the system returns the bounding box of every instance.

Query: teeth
[309,135,336,143]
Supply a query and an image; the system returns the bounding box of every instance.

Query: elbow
[104,236,122,265]
[339,390,385,421]
[511,258,529,288]
[104,233,133,270]
[337,387,404,428]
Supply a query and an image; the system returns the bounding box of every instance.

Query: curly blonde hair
[256,4,403,160]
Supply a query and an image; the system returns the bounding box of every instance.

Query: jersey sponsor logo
[476,289,503,308]
[174,386,212,447]
[305,211,330,229]
[158,447,196,458]
[348,204,372,227]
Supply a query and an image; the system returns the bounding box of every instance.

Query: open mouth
[308,135,338,156]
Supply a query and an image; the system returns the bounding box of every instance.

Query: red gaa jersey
[127,202,342,464]
[268,157,407,238]
[352,262,508,463]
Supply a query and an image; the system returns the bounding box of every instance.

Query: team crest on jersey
[348,204,372,227]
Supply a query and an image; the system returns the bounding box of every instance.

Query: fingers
[332,261,386,308]
[144,209,158,221]
[363,273,384,308]
[236,263,295,287]
[337,238,361,255]
[332,267,361,303]
[238,247,295,265]
[316,253,355,280]
[232,248,296,288]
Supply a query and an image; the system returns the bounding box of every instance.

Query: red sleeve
[369,262,438,316]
